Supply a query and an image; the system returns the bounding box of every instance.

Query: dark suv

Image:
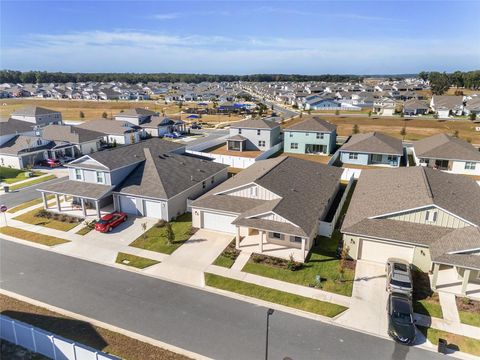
[387,292,416,345]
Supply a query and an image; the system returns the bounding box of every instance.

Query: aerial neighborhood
[1,73,480,360]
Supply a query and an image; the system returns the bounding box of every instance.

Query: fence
[0,315,118,360]
[318,176,355,237]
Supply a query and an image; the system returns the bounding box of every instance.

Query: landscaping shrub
[287,253,303,271]
[156,219,166,228]
[34,210,83,224]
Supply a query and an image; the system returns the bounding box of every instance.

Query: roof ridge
[420,167,434,199]
[142,147,166,192]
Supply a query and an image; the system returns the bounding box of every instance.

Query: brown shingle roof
[413,134,480,162]
[340,132,403,155]
[285,116,337,133]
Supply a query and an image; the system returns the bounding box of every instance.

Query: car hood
[391,321,416,340]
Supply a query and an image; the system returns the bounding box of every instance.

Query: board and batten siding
[382,206,470,229]
[257,212,291,223]
[222,184,280,200]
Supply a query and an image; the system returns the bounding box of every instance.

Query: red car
[41,158,61,168]
[95,211,127,233]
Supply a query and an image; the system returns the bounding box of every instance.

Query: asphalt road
[0,240,445,360]
[185,129,228,148]
[0,176,67,209]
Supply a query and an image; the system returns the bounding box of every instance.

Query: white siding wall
[384,206,470,229]
[258,212,291,223]
[222,184,280,200]
[451,160,480,176]
[0,155,22,169]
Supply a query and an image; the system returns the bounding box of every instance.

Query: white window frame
[348,153,358,160]
[258,140,265,147]
[290,142,298,150]
[425,210,438,223]
[465,162,476,170]
[75,169,83,181]
[316,133,324,139]
[96,171,105,184]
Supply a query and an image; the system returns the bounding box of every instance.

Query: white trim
[343,231,430,248]
[339,149,403,156]
[214,182,281,199]
[246,210,298,227]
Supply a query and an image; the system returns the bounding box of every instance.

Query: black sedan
[387,292,416,345]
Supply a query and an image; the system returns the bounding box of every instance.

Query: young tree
[102,112,108,119]
[141,222,147,240]
[368,110,372,118]
[469,113,477,121]
[400,126,407,140]
[352,124,360,134]
[165,222,175,245]
[338,246,350,282]
[453,130,459,138]
[79,111,85,119]
[335,109,340,116]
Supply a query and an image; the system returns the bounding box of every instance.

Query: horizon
[1,1,479,74]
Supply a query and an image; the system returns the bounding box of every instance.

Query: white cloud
[151,13,180,20]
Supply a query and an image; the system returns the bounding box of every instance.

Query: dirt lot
[0,294,190,360]
[283,115,480,144]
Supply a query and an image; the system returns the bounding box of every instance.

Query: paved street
[185,129,228,148]
[0,239,446,360]
[0,176,67,209]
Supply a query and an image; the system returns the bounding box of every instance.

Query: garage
[202,211,236,233]
[119,196,138,215]
[144,200,165,219]
[359,238,414,264]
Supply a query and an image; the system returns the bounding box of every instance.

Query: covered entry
[359,238,414,264]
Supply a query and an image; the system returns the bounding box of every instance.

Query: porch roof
[226,134,248,142]
[37,180,114,200]
[233,217,307,237]
[434,254,480,271]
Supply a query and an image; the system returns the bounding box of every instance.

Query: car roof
[391,294,412,312]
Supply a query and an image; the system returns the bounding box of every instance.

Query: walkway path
[230,252,250,271]
[439,292,461,323]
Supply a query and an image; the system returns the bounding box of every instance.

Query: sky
[1,0,479,75]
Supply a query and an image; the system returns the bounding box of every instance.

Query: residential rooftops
[413,133,480,162]
[11,106,60,117]
[230,118,279,130]
[340,132,403,155]
[285,116,337,133]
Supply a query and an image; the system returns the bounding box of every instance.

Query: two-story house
[341,167,480,296]
[339,132,403,167]
[192,157,343,262]
[36,138,229,219]
[412,133,480,175]
[114,108,158,126]
[10,106,63,126]
[284,117,337,156]
[226,118,281,152]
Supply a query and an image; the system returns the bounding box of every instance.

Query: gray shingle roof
[76,119,138,136]
[11,106,60,116]
[0,135,53,155]
[231,118,279,130]
[0,119,35,135]
[285,117,337,133]
[42,124,104,144]
[115,108,157,117]
[340,132,403,155]
[37,180,114,200]
[413,134,480,162]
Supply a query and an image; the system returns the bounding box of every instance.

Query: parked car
[387,292,416,345]
[386,258,413,296]
[95,211,127,233]
[190,123,202,129]
[41,158,61,168]
[164,132,179,139]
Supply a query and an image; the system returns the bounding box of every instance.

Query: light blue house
[284,117,337,155]
[339,132,403,167]
[304,96,342,110]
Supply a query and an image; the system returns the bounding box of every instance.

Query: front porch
[43,194,113,219]
[235,227,308,262]
[431,264,480,301]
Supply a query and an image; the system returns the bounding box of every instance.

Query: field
[284,115,480,144]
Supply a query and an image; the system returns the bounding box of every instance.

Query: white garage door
[202,212,236,233]
[119,196,138,215]
[359,239,413,264]
[144,200,164,219]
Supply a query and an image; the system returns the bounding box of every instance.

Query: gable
[69,155,108,169]
[253,211,295,225]
[219,183,280,200]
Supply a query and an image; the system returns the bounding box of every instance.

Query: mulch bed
[456,296,480,313]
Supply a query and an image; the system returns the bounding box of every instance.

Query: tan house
[341,167,480,297]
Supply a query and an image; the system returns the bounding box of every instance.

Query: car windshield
[391,279,412,288]
[392,310,412,324]
[97,219,109,224]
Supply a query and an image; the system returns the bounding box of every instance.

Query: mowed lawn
[0,227,69,246]
[115,252,160,269]
[418,326,480,357]
[129,214,192,254]
[0,167,45,184]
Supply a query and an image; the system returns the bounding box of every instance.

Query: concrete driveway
[335,260,389,337]
[144,229,234,286]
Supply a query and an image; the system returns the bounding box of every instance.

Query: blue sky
[1,1,479,74]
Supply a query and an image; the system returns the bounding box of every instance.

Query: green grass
[0,167,45,184]
[129,214,192,254]
[412,270,443,318]
[213,240,238,268]
[115,252,160,269]
[418,326,480,357]
[413,299,443,318]
[7,195,55,214]
[76,226,93,235]
[0,226,69,246]
[13,209,82,231]
[205,273,347,317]
[459,311,480,327]
[214,255,236,268]
[9,175,56,191]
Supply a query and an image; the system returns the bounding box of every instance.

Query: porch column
[42,192,48,210]
[80,198,87,217]
[55,194,61,212]
[259,231,264,253]
[95,201,101,219]
[431,263,440,290]
[235,226,241,249]
[301,238,306,261]
[461,269,471,296]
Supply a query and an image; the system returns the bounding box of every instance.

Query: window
[305,132,309,136]
[465,162,476,170]
[316,133,324,139]
[387,155,397,162]
[290,142,298,150]
[75,169,83,180]
[258,140,266,147]
[272,232,281,239]
[202,181,206,189]
[289,132,293,137]
[425,210,438,223]
[257,129,261,135]
[96,171,105,184]
[238,129,242,134]
[211,176,214,184]
[291,236,302,243]
[250,186,258,197]
[348,153,358,160]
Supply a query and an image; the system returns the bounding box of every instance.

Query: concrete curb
[0,289,212,360]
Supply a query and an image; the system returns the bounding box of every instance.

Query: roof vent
[190,175,194,181]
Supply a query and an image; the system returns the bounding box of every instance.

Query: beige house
[341,167,480,297]
[192,157,343,262]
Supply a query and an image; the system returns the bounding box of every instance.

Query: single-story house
[341,167,480,296]
[192,157,343,261]
[412,133,480,175]
[76,119,142,145]
[284,117,337,155]
[339,132,403,167]
[403,99,429,116]
[430,96,464,118]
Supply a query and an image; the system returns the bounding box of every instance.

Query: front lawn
[456,297,480,327]
[9,175,56,191]
[129,214,192,254]
[0,167,45,184]
[412,270,443,318]
[13,209,83,231]
[7,195,55,214]
[213,240,239,268]
[205,273,347,317]
[418,326,480,357]
[115,252,160,269]
[0,226,69,246]
[242,232,355,296]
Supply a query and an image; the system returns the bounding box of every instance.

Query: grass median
[418,326,480,357]
[9,175,56,191]
[0,226,69,246]
[205,273,347,317]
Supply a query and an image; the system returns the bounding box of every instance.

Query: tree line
[0,70,363,84]
[418,70,480,95]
